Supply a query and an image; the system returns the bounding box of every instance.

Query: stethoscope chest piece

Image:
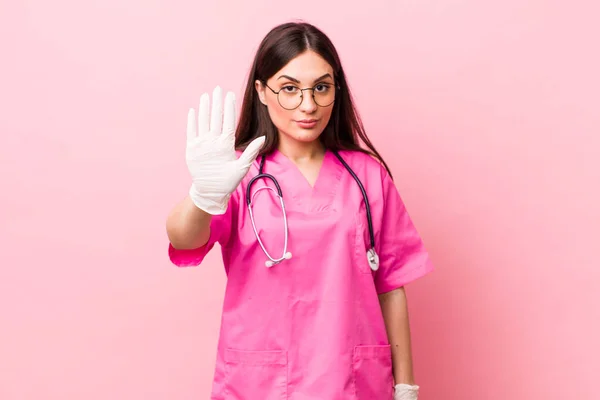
[367,248,379,271]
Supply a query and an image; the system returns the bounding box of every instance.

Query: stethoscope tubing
[245,150,378,270]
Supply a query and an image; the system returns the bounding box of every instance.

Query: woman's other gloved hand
[394,383,419,400]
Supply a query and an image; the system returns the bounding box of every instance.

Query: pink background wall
[1,1,598,399]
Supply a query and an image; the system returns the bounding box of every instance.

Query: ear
[255,80,267,105]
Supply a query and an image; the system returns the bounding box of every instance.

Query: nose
[299,91,318,113]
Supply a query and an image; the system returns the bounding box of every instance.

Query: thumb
[237,136,266,167]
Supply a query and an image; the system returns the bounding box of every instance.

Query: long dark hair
[235,21,392,178]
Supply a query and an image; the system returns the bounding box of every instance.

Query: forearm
[379,287,416,385]
[166,195,213,249]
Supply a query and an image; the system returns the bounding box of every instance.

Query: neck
[277,135,325,163]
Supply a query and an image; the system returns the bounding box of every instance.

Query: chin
[284,122,327,142]
[290,130,322,142]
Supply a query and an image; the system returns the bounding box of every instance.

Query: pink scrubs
[169,149,433,400]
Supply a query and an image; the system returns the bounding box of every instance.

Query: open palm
[186,86,265,214]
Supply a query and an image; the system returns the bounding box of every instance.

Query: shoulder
[335,149,398,207]
[335,149,388,181]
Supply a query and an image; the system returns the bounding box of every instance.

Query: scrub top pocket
[352,344,394,399]
[223,348,288,400]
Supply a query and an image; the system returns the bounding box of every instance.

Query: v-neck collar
[266,149,344,213]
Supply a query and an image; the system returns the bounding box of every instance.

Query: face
[255,50,336,145]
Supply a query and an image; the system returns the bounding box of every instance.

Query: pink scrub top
[169,149,433,400]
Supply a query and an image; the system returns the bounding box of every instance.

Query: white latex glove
[186,86,265,214]
[394,383,419,400]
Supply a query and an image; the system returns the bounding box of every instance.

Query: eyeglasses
[263,81,338,110]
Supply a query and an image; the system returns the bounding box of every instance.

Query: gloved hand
[186,86,265,214]
[394,383,419,400]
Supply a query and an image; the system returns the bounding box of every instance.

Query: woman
[166,21,433,400]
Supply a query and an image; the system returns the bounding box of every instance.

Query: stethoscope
[246,151,380,271]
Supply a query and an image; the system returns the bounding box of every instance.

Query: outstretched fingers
[198,92,210,137]
[222,91,236,141]
[186,107,196,144]
[238,136,266,167]
[209,86,223,136]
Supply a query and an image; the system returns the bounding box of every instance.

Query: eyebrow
[277,73,333,84]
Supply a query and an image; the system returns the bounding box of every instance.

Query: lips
[295,119,319,128]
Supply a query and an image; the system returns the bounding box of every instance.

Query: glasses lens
[314,85,335,107]
[278,91,302,110]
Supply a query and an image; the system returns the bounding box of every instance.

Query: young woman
[166,21,433,400]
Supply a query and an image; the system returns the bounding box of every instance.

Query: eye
[281,85,299,93]
[314,84,331,93]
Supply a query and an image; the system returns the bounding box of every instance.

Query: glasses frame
[262,81,339,110]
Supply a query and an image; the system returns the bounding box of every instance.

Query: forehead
[272,50,334,82]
